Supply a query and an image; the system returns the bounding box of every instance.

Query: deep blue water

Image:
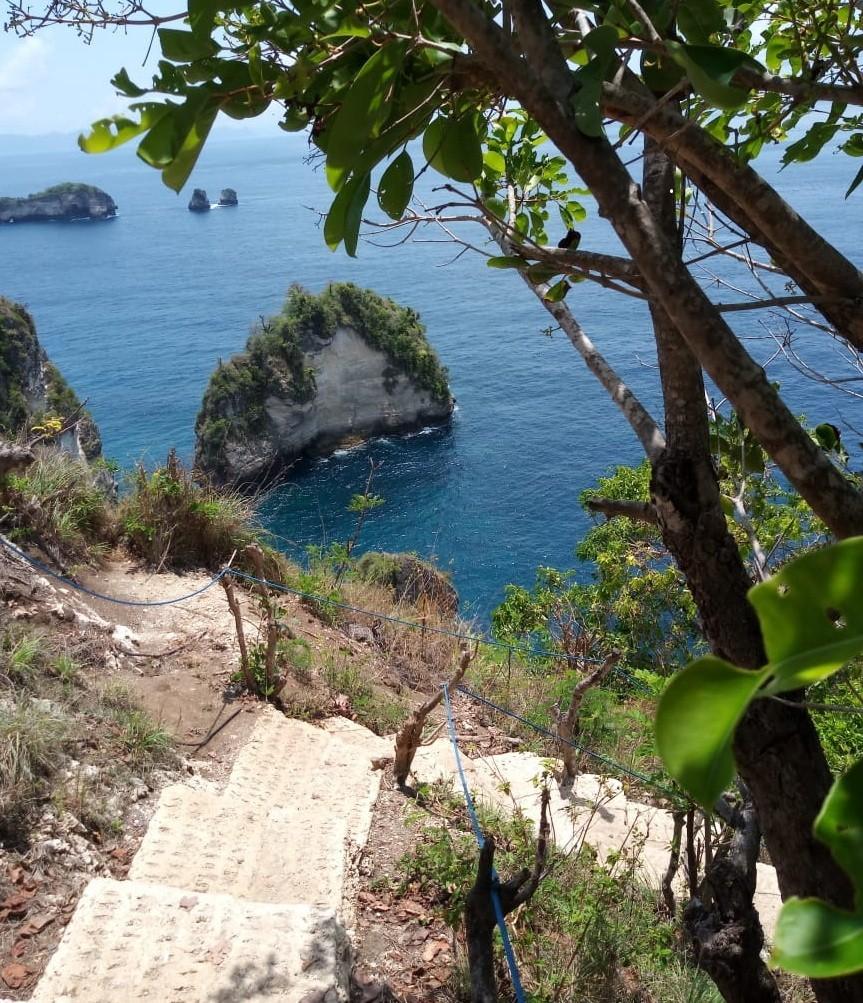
[0,134,860,619]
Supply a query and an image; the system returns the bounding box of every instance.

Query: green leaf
[325,41,407,173]
[677,0,725,44]
[136,97,206,169]
[750,538,863,693]
[815,423,841,452]
[667,41,762,110]
[78,105,169,154]
[111,68,147,98]
[280,106,310,132]
[158,28,219,63]
[543,279,571,302]
[377,151,414,220]
[655,655,768,808]
[846,164,863,200]
[486,256,526,269]
[572,59,606,138]
[324,171,371,256]
[160,101,219,192]
[815,760,863,903]
[483,150,506,174]
[583,24,619,62]
[773,899,863,977]
[423,114,484,183]
[527,263,563,284]
[640,50,685,94]
[187,0,222,39]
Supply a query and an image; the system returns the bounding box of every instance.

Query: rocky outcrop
[356,551,459,614]
[195,283,453,487]
[0,298,102,462]
[218,188,238,206]
[188,189,210,212]
[0,184,117,223]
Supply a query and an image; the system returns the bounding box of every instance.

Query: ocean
[1,132,860,620]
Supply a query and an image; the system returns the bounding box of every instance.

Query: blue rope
[442,683,527,1003]
[0,535,647,697]
[0,536,227,607]
[227,567,651,692]
[456,683,684,803]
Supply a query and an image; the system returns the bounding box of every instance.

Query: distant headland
[0,183,117,223]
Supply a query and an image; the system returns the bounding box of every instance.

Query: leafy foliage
[493,462,701,677]
[120,449,282,573]
[655,538,863,976]
[398,783,715,1001]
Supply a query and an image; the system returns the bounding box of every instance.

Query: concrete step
[30,877,350,1003]
[129,783,351,908]
[129,712,386,912]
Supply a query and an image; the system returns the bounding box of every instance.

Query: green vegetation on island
[0,297,101,459]
[195,282,451,479]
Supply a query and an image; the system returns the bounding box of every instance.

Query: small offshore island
[0,183,117,224]
[195,283,454,487]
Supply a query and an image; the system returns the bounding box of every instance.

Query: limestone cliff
[0,184,117,223]
[0,298,102,461]
[195,283,453,487]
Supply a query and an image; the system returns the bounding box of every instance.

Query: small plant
[113,708,173,766]
[1,449,114,562]
[0,699,69,842]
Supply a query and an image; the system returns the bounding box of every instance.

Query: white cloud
[0,36,51,125]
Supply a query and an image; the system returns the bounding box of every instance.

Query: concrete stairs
[25,709,390,1003]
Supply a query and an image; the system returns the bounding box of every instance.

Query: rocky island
[188,189,210,212]
[195,283,453,487]
[0,183,117,223]
[0,297,102,461]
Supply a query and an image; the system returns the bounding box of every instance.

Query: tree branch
[584,497,659,524]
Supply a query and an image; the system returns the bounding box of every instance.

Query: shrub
[120,449,287,573]
[399,786,715,1003]
[0,699,69,843]
[1,448,114,562]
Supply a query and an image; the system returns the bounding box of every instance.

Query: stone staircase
[21,709,390,1003]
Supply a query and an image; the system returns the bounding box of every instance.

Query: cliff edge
[195,283,453,487]
[0,183,117,223]
[0,297,102,460]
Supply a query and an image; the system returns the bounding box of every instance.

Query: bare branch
[584,497,659,524]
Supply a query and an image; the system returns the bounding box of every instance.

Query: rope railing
[443,682,527,1003]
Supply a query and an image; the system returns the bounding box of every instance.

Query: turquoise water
[1,135,860,619]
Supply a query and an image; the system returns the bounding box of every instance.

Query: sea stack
[188,189,210,212]
[194,283,454,488]
[218,188,238,206]
[0,184,117,223]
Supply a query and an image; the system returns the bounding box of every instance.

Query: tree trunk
[643,135,781,1000]
[684,800,782,1003]
[427,6,863,997]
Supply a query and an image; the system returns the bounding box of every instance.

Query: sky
[0,8,274,137]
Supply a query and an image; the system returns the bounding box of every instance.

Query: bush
[399,786,716,1003]
[0,699,69,843]
[120,449,286,572]
[1,448,114,562]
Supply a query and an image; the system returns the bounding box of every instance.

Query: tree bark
[465,789,550,1002]
[685,800,782,1003]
